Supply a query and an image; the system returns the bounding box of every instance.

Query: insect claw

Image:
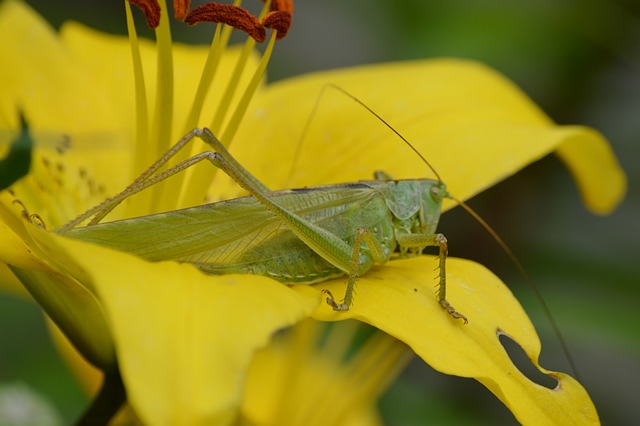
[322,289,350,311]
[440,299,468,324]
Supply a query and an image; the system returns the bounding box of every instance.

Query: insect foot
[440,299,468,324]
[322,289,350,311]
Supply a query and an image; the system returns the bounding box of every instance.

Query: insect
[55,95,468,323]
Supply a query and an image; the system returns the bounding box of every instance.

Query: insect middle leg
[323,226,388,311]
[396,233,468,323]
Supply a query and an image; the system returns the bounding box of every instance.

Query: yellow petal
[47,234,319,425]
[46,318,102,396]
[227,59,625,214]
[0,195,116,369]
[0,0,130,225]
[9,263,116,367]
[0,193,50,271]
[303,257,598,425]
[47,318,141,425]
[59,21,260,148]
[57,20,261,218]
[554,126,626,214]
[0,0,121,134]
[242,319,407,426]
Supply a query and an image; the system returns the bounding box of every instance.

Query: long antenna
[450,195,581,381]
[297,84,443,183]
[330,84,581,380]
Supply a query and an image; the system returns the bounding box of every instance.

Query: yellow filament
[149,0,175,212]
[125,0,154,217]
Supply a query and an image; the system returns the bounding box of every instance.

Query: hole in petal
[498,331,557,390]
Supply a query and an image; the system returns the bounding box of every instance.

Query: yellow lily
[0,0,626,424]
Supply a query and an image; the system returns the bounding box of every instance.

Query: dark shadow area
[498,332,557,389]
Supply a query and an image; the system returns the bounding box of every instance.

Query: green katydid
[55,94,471,323]
[56,124,466,322]
[51,86,587,377]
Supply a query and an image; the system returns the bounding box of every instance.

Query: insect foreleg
[324,226,388,311]
[396,233,468,324]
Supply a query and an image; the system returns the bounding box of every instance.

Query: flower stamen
[128,0,162,28]
[262,11,291,40]
[270,0,293,14]
[262,0,293,39]
[173,0,191,21]
[175,0,273,207]
[124,2,151,180]
[185,3,267,43]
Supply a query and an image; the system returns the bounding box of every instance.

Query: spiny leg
[396,233,467,323]
[432,234,468,324]
[324,226,387,311]
[87,129,206,225]
[57,128,219,232]
[58,130,275,235]
[197,129,365,284]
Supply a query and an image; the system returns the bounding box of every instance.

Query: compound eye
[430,186,440,201]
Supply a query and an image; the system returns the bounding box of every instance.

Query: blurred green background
[2,0,639,424]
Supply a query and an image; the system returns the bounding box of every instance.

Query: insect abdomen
[197,235,344,284]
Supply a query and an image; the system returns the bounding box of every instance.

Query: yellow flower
[242,319,413,426]
[0,0,626,425]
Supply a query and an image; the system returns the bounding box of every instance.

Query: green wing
[63,184,389,270]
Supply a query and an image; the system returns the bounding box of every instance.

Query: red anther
[270,0,293,14]
[185,3,267,43]
[129,0,162,29]
[262,11,291,40]
[174,0,191,21]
